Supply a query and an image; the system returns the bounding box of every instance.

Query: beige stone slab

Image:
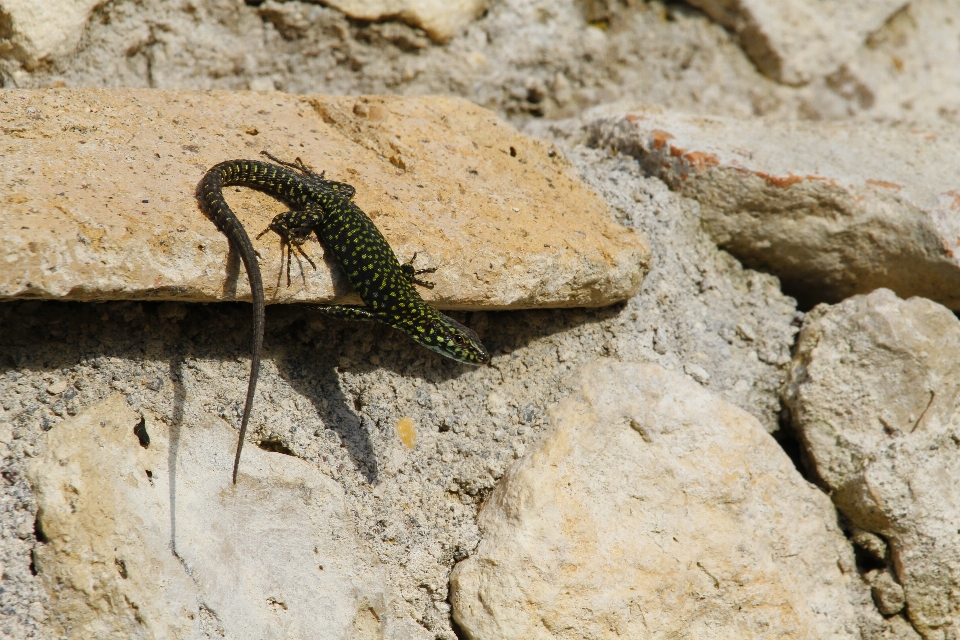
[588,108,960,309]
[0,0,107,69]
[784,289,960,638]
[26,393,429,639]
[319,0,488,42]
[451,361,875,640]
[0,89,648,310]
[685,0,907,86]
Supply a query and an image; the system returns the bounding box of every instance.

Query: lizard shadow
[268,305,510,486]
[265,317,382,484]
[268,303,622,488]
[167,355,186,556]
[220,244,243,301]
[1,299,623,491]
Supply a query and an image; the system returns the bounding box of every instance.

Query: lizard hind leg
[257,210,318,287]
[287,241,316,286]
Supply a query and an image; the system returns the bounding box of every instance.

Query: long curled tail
[196,162,265,483]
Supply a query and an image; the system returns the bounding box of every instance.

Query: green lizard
[197,152,490,483]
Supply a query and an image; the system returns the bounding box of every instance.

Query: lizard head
[413,312,491,366]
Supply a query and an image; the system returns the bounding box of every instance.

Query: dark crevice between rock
[447,588,469,640]
[30,513,47,576]
[851,537,888,575]
[258,438,294,456]
[771,403,827,493]
[33,513,47,544]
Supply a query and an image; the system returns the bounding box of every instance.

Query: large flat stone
[0,89,648,310]
[450,361,886,640]
[588,109,960,310]
[26,393,428,640]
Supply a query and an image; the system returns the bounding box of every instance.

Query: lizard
[197,151,490,484]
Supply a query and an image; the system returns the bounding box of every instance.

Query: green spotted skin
[197,153,489,483]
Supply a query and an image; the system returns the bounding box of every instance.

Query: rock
[784,288,960,638]
[851,527,889,564]
[0,138,797,640]
[450,361,869,640]
[587,109,960,310]
[0,89,647,310]
[684,0,907,85]
[867,569,906,617]
[25,393,428,640]
[320,0,488,43]
[0,0,106,69]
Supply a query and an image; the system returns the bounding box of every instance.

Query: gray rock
[0,0,107,69]
[450,361,869,640]
[25,393,427,640]
[7,0,960,129]
[784,288,960,638]
[685,0,907,85]
[587,110,960,310]
[0,144,801,639]
[867,569,906,617]
[319,0,488,42]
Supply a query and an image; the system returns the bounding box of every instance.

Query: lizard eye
[452,335,466,346]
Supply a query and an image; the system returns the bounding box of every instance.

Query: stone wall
[2,1,959,638]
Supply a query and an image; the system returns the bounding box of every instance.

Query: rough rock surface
[3,0,958,638]
[0,0,107,69]
[586,109,960,309]
[27,393,426,639]
[450,361,872,640]
[320,0,488,42]
[0,146,799,639]
[0,89,646,309]
[685,0,907,85]
[784,289,960,639]
[5,1,960,127]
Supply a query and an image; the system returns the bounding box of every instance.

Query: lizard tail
[196,163,265,484]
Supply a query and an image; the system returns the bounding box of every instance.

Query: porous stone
[25,393,427,640]
[0,89,648,310]
[587,109,960,310]
[685,0,907,85]
[319,0,487,42]
[0,0,106,69]
[867,569,906,617]
[0,142,798,640]
[450,361,868,640]
[784,288,960,639]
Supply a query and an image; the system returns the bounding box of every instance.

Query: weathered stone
[450,361,869,640]
[319,0,487,42]
[0,89,648,310]
[852,527,889,564]
[684,0,907,85]
[0,0,106,69]
[26,393,429,640]
[588,109,960,310]
[867,569,906,617]
[784,288,960,638]
[0,135,798,640]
